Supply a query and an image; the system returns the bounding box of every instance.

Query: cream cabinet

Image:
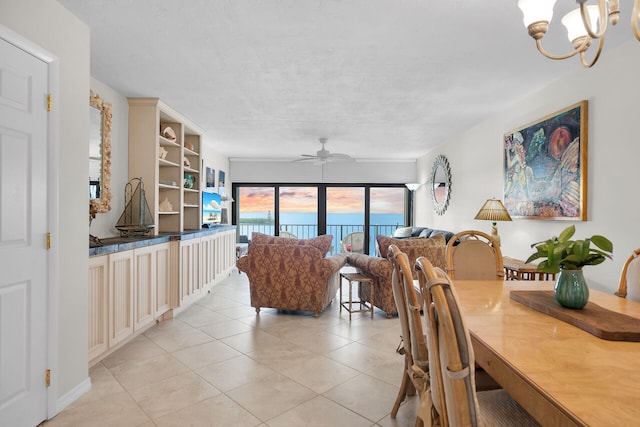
[154,242,172,317]
[128,98,203,234]
[88,255,109,361]
[88,228,235,364]
[132,245,156,331]
[108,250,134,348]
[179,237,203,306]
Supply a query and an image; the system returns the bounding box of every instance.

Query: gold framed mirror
[89,90,112,218]
[430,154,452,215]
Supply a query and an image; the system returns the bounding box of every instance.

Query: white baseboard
[52,377,92,417]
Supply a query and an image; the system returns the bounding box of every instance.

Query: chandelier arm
[534,37,589,60]
[580,35,604,68]
[633,0,640,41]
[580,1,608,39]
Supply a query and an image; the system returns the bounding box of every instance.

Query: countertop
[89,225,236,256]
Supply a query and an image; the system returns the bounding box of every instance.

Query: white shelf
[159,158,180,167]
[159,135,180,147]
[159,183,180,189]
[129,98,203,234]
[184,147,199,156]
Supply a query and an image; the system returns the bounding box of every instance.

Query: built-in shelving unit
[128,98,203,234]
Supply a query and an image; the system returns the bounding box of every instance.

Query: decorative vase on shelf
[183,174,194,189]
[554,268,589,309]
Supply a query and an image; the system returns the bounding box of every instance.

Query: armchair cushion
[348,233,447,317]
[251,232,332,255]
[377,234,446,270]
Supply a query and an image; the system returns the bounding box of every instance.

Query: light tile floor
[43,268,419,426]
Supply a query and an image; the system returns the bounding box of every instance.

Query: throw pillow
[250,232,332,255]
[376,233,446,270]
[392,227,413,238]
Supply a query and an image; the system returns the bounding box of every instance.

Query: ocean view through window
[235,184,406,254]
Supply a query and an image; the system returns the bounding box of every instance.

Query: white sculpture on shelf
[159,197,173,212]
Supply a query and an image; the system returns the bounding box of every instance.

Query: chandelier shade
[517,0,640,68]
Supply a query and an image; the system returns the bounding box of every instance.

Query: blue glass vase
[554,269,589,309]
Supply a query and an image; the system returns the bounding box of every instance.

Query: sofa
[236,232,347,317]
[391,226,454,241]
[347,233,449,318]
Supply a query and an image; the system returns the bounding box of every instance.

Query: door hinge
[47,94,52,112]
[46,232,51,250]
[45,369,51,387]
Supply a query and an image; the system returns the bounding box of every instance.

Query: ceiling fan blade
[294,137,354,163]
[328,153,355,162]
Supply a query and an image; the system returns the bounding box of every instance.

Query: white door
[0,38,49,426]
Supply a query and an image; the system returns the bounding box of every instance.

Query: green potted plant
[526,225,613,309]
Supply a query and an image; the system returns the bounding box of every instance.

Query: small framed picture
[206,167,215,189]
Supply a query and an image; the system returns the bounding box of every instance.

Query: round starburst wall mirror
[430,154,452,215]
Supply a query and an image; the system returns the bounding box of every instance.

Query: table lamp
[474,198,512,246]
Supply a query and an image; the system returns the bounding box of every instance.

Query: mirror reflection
[430,154,451,215]
[89,105,102,199]
[89,90,112,219]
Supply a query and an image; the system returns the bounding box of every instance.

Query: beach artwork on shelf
[202,191,222,226]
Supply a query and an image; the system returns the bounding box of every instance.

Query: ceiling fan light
[518,0,556,27]
[562,5,600,43]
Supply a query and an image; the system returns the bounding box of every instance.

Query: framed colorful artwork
[503,100,587,220]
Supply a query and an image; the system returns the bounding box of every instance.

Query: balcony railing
[236,223,400,255]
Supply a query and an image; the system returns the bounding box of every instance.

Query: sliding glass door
[233,183,408,253]
[326,187,364,254]
[369,187,405,254]
[279,187,318,238]
[237,187,275,238]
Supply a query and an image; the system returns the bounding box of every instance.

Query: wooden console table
[503,256,556,281]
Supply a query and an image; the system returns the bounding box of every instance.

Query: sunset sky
[239,187,404,215]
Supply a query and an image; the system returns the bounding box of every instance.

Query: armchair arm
[236,254,249,273]
[322,253,348,275]
[347,253,392,278]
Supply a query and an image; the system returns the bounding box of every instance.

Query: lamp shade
[562,5,600,42]
[474,199,512,222]
[518,0,557,26]
[405,182,421,191]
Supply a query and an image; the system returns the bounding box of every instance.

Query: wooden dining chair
[388,244,414,417]
[616,248,640,298]
[446,230,504,280]
[415,256,539,426]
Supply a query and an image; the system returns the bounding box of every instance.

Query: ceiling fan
[294,138,355,164]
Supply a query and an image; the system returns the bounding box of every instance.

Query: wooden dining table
[454,280,640,427]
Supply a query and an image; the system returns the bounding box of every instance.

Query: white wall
[201,139,231,191]
[231,159,416,183]
[417,39,640,295]
[0,0,90,406]
[89,78,129,238]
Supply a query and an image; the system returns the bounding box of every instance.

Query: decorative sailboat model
[115,177,155,237]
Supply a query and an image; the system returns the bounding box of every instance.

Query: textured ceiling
[58,0,632,161]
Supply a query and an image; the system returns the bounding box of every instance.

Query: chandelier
[518,0,640,68]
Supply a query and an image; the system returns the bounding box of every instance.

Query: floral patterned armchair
[347,234,447,318]
[236,233,347,317]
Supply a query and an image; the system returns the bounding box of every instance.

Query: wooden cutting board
[510,290,640,342]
